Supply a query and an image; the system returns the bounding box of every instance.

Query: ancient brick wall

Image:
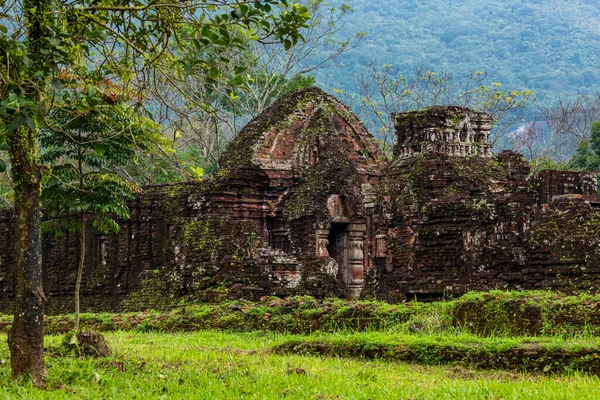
[536,170,598,205]
[365,107,600,302]
[368,150,533,302]
[0,182,201,313]
[2,94,600,313]
[527,198,600,291]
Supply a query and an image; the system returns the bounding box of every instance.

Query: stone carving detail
[348,240,363,261]
[327,194,351,223]
[98,238,109,266]
[269,228,290,253]
[346,225,366,300]
[316,229,330,258]
[375,234,387,258]
[393,106,493,159]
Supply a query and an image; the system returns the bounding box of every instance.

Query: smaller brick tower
[393,106,493,158]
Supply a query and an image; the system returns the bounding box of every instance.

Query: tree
[0,0,310,385]
[569,121,600,173]
[40,74,165,333]
[234,0,362,119]
[512,95,600,171]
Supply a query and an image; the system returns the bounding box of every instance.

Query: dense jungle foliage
[316,0,600,109]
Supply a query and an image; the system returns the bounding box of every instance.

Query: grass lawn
[0,331,599,399]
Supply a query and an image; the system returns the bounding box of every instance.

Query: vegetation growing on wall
[182,219,222,256]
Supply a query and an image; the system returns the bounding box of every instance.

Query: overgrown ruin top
[1,87,600,312]
[220,87,383,176]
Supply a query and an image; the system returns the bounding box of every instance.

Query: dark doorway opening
[327,223,349,289]
[408,292,444,302]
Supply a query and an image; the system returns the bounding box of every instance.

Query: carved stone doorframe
[315,194,367,299]
[346,223,366,300]
[315,222,366,299]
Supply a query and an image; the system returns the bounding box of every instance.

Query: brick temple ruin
[2,87,600,313]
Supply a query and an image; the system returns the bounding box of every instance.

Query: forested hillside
[317,0,600,107]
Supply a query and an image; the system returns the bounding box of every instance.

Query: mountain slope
[316,0,600,107]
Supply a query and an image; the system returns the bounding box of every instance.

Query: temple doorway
[327,223,350,293]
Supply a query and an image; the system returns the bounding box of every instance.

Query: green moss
[528,199,600,260]
[454,290,600,337]
[121,271,180,311]
[273,332,600,374]
[182,218,222,255]
[4,291,600,340]
[143,182,198,220]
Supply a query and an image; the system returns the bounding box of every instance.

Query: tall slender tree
[40,75,166,333]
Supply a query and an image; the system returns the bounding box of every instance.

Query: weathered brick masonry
[368,107,600,302]
[1,88,599,313]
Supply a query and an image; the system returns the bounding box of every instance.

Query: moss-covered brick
[182,219,221,256]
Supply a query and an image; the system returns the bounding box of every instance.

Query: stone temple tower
[393,106,493,158]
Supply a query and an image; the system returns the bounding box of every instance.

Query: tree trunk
[7,128,46,386]
[74,214,85,331]
[8,0,52,384]
[74,156,85,332]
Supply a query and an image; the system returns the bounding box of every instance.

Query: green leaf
[23,55,32,68]
[69,333,78,345]
[7,114,24,134]
[201,25,212,38]
[51,78,63,94]
[208,66,220,79]
[93,144,106,157]
[24,113,35,130]
[0,159,6,173]
[86,96,100,107]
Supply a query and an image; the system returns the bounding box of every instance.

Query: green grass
[2,291,600,398]
[2,291,599,339]
[1,331,599,399]
[273,331,600,374]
